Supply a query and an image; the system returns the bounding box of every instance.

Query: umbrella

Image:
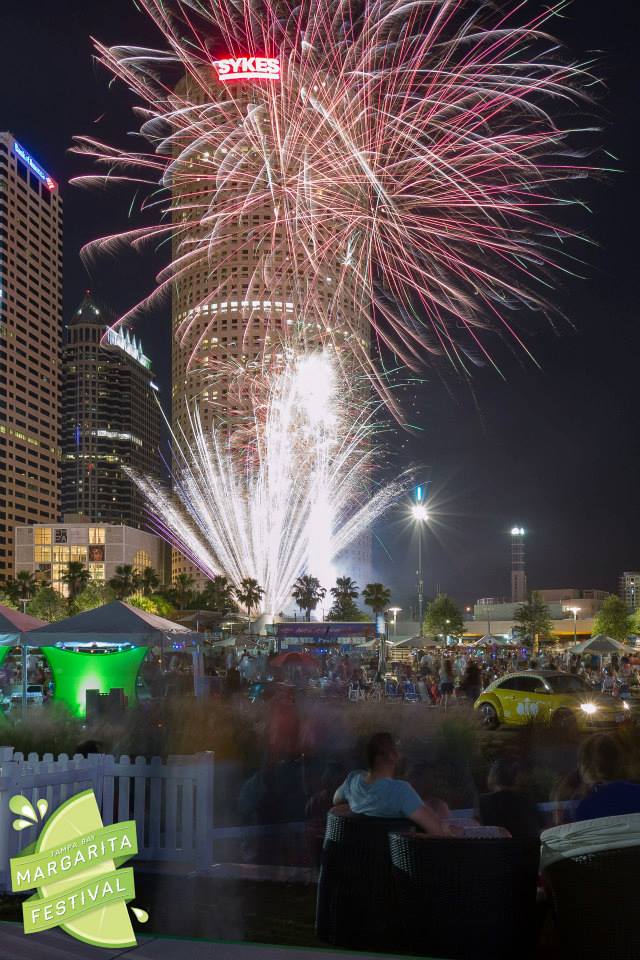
[570,634,637,656]
[270,651,317,668]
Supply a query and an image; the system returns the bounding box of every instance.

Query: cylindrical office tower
[170,63,373,585]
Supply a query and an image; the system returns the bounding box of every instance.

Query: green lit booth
[25,601,200,717]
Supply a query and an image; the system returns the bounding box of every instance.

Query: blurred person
[460,661,482,704]
[573,733,640,822]
[602,669,616,695]
[478,759,541,839]
[439,658,454,709]
[333,732,452,836]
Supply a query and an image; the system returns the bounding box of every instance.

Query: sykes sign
[212,56,280,82]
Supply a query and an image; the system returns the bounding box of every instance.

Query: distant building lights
[106,327,152,370]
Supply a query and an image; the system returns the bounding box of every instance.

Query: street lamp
[388,606,402,638]
[566,606,581,647]
[412,502,428,635]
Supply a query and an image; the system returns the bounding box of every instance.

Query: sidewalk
[0,922,420,960]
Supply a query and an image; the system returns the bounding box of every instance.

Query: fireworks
[130,352,405,612]
[74,0,599,415]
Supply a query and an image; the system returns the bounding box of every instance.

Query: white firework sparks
[131,352,405,612]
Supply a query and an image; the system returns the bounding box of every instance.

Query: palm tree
[173,572,195,610]
[328,576,362,620]
[15,570,38,599]
[235,577,265,622]
[200,575,237,620]
[362,583,392,617]
[139,566,160,596]
[108,564,139,600]
[291,574,326,621]
[61,561,91,601]
[0,578,21,605]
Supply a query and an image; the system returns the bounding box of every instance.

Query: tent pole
[21,635,27,709]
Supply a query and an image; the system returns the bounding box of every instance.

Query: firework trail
[130,352,406,612]
[73,0,600,418]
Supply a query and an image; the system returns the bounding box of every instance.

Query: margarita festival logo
[10,789,148,947]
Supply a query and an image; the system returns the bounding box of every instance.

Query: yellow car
[474,670,630,731]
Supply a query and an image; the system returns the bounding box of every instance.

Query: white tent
[570,634,637,656]
[468,634,515,647]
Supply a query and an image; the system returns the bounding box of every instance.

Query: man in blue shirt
[333,732,450,835]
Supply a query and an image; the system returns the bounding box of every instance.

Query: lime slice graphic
[34,790,136,948]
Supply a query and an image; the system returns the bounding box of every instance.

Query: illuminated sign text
[14,142,56,191]
[213,57,280,82]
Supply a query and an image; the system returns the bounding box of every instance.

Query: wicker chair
[389,833,539,960]
[315,806,414,950]
[543,845,640,959]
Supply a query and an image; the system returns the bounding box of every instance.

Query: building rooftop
[68,289,115,326]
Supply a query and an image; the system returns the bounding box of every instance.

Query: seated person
[333,731,451,835]
[477,758,541,838]
[573,732,640,822]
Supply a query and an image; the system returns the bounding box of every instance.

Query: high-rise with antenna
[510,526,527,602]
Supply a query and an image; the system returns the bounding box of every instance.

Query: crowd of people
[331,728,640,838]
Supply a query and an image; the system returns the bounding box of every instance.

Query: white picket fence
[0,747,214,892]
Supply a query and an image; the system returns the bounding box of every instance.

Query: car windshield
[545,675,591,694]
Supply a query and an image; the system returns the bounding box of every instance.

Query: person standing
[461,661,482,704]
[439,658,454,709]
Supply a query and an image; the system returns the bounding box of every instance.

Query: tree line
[0,565,395,626]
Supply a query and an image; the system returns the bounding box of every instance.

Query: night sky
[2,0,639,611]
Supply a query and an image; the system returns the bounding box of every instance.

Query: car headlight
[623,700,631,711]
[580,702,598,715]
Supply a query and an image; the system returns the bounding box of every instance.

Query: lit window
[133,550,151,574]
[35,527,52,545]
[89,527,106,544]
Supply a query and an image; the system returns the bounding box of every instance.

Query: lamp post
[566,606,581,648]
[388,607,401,638]
[412,491,429,636]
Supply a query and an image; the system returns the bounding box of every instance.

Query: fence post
[194,751,214,869]
[0,758,18,892]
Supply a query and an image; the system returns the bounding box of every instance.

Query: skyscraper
[0,133,62,580]
[170,69,372,584]
[61,291,161,529]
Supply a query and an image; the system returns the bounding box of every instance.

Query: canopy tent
[469,634,516,648]
[0,604,44,645]
[570,634,637,656]
[24,601,199,648]
[393,636,440,648]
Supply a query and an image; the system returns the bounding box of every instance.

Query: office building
[620,572,640,613]
[170,70,372,583]
[15,521,164,596]
[61,291,161,529]
[0,133,62,580]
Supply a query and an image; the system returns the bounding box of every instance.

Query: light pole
[388,607,401,638]
[412,502,428,636]
[566,606,581,648]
